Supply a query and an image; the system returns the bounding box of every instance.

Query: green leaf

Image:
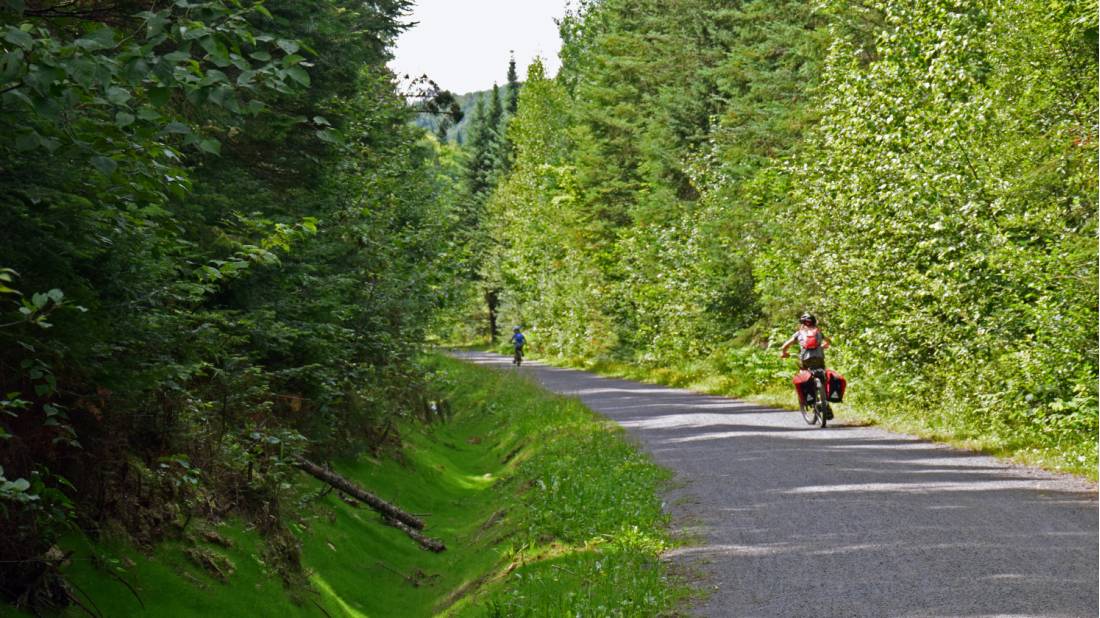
[105,86,131,106]
[144,11,170,38]
[249,50,271,62]
[206,84,234,108]
[3,27,33,50]
[276,39,300,55]
[1,50,24,81]
[66,58,96,88]
[197,138,221,155]
[181,26,210,41]
[162,121,191,135]
[162,50,191,64]
[90,156,117,175]
[236,70,256,87]
[136,106,160,121]
[124,58,150,82]
[199,69,229,86]
[285,66,310,87]
[230,54,250,71]
[115,111,135,127]
[75,27,116,51]
[200,36,231,67]
[315,128,342,144]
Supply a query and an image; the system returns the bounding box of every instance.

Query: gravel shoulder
[453,351,1098,618]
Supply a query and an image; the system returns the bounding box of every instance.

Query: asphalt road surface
[454,351,1098,618]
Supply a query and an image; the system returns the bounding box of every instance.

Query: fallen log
[384,518,446,553]
[292,455,424,530]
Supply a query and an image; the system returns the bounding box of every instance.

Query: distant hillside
[413,85,517,145]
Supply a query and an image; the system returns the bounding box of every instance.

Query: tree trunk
[485,288,500,343]
[293,456,424,530]
[385,517,446,553]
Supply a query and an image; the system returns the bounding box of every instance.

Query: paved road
[455,351,1098,617]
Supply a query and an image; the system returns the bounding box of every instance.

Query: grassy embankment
[23,355,682,617]
[495,342,1097,481]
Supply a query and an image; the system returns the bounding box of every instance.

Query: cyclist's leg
[801,357,824,402]
[795,359,810,403]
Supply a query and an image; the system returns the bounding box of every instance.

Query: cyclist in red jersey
[780,313,830,370]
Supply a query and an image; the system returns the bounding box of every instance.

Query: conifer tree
[488,83,504,132]
[465,93,499,200]
[506,53,520,114]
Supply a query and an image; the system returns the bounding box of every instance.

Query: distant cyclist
[509,326,526,366]
[780,313,830,370]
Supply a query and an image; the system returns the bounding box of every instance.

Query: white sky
[388,0,568,95]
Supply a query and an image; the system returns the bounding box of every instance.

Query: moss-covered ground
[18,354,683,617]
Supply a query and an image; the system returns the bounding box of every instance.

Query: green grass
[32,354,683,617]
[51,521,325,618]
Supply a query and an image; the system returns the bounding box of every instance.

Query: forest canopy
[459,0,1098,471]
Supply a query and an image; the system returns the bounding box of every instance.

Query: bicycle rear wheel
[800,384,819,425]
[814,378,829,428]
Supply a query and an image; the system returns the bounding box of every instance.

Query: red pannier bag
[792,370,813,407]
[826,369,847,403]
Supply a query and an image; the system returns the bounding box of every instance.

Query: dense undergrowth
[13,355,681,617]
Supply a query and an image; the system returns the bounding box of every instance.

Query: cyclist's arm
[780,334,797,357]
